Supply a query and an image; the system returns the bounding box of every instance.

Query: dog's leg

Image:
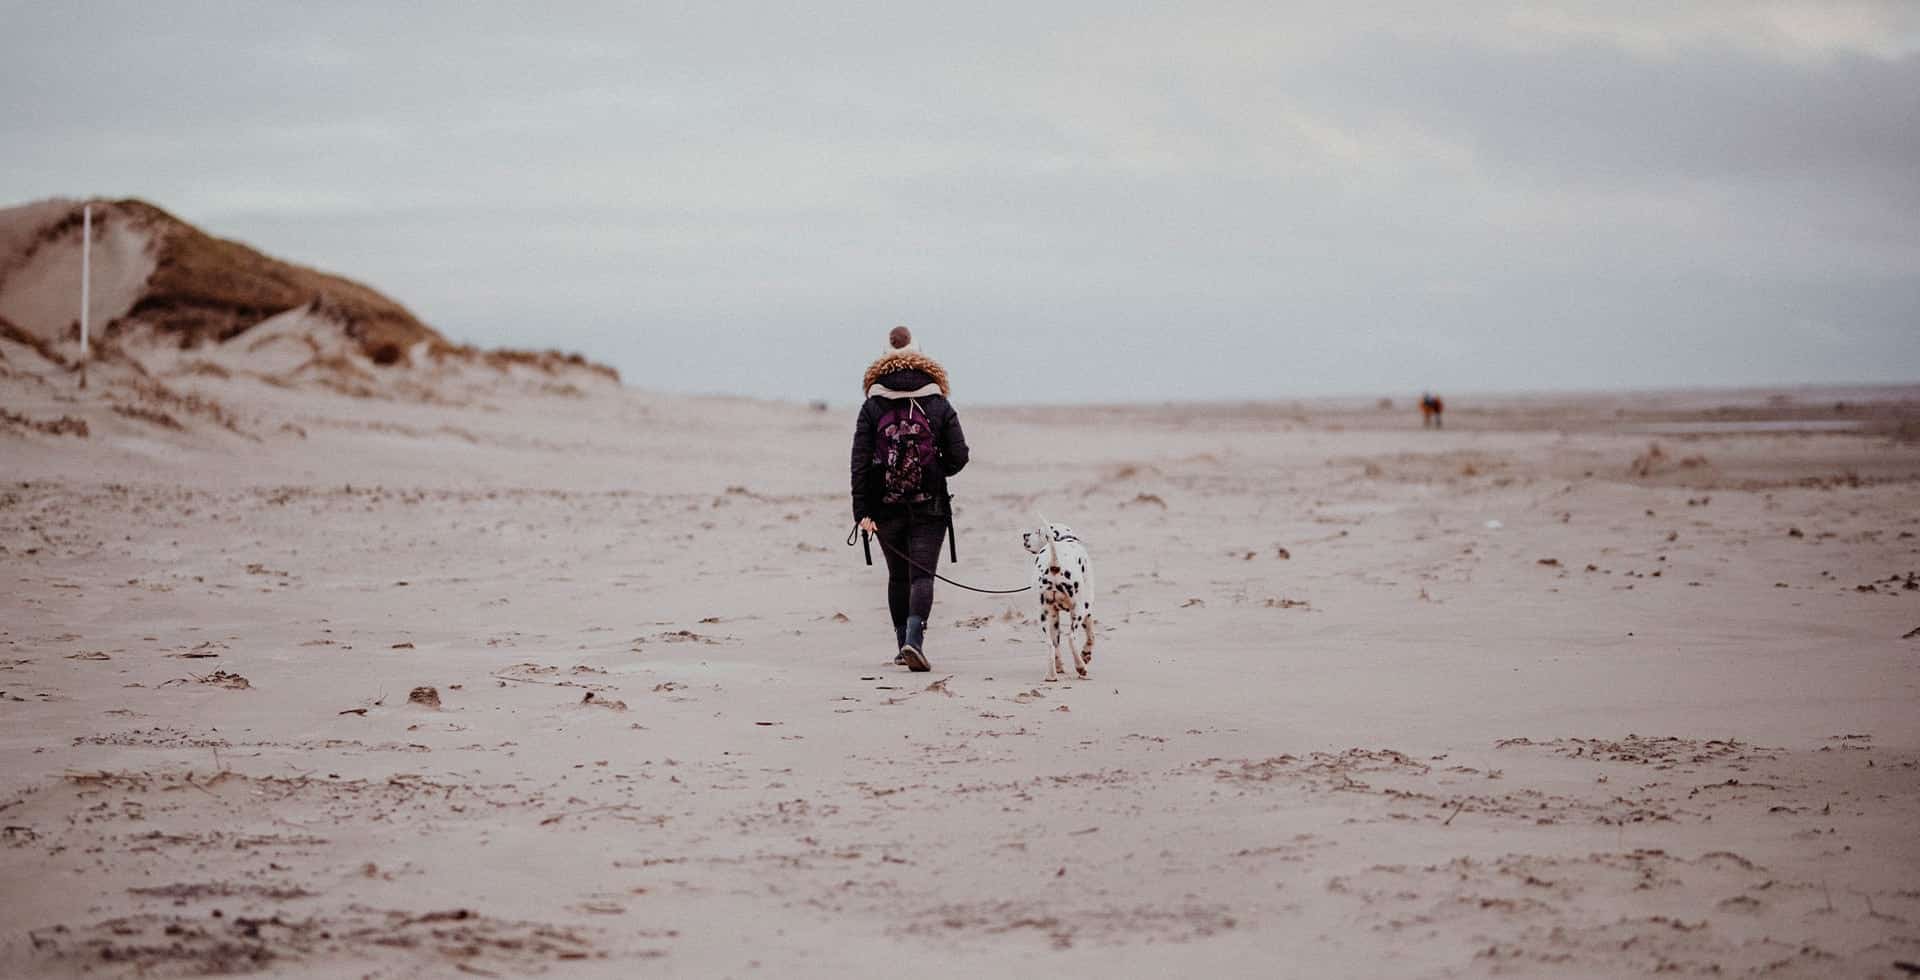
[1052,611,1067,681]
[1069,614,1089,678]
[1079,556,1095,664]
[1044,608,1064,682]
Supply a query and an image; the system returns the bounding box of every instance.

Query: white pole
[79,203,91,389]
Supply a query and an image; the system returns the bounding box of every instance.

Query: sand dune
[0,199,620,449]
[2,368,1918,976]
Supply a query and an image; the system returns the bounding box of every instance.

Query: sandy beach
[9,1,1918,970]
[3,370,1918,977]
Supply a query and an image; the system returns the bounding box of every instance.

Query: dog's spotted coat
[1022,522,1096,681]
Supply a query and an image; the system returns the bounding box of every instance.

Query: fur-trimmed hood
[862,349,950,398]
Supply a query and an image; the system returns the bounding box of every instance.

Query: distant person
[851,326,969,671]
[1421,392,1445,429]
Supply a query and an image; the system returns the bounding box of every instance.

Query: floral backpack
[874,399,938,505]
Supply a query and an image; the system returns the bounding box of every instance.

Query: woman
[851,326,969,671]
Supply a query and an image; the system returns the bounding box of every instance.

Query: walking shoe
[893,623,909,666]
[899,616,930,672]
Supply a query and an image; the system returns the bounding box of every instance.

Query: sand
[2,376,1919,978]
[0,200,155,344]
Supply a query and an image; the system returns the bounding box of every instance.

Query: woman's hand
[858,517,877,533]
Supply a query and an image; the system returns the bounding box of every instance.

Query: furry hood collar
[862,349,950,398]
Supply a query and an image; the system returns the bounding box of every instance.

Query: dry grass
[429,344,621,382]
[0,408,88,437]
[174,360,232,380]
[0,314,68,368]
[110,199,438,362]
[119,375,242,433]
[110,403,184,430]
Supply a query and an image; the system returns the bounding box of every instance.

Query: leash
[847,523,1033,595]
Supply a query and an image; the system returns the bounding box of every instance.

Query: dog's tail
[1047,536,1059,572]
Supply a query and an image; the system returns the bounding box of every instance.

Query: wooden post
[79,203,91,390]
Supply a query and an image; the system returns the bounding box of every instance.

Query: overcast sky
[4,1,1916,403]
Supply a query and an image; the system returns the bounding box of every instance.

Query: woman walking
[851,327,969,671]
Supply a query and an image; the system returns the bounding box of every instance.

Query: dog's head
[1021,522,1076,554]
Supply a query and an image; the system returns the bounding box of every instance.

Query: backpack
[874,399,938,505]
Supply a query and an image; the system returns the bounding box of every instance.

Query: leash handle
[847,523,874,565]
[946,492,958,563]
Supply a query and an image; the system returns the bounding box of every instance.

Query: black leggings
[876,511,947,630]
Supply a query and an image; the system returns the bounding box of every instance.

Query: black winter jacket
[850,366,969,521]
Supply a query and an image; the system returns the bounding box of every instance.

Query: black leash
[847,523,1032,595]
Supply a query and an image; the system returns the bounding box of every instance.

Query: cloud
[1,1,1914,401]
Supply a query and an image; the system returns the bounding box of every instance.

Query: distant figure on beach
[852,326,969,672]
[1421,392,1445,429]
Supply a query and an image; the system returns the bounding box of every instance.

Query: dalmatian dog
[1021,520,1096,682]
